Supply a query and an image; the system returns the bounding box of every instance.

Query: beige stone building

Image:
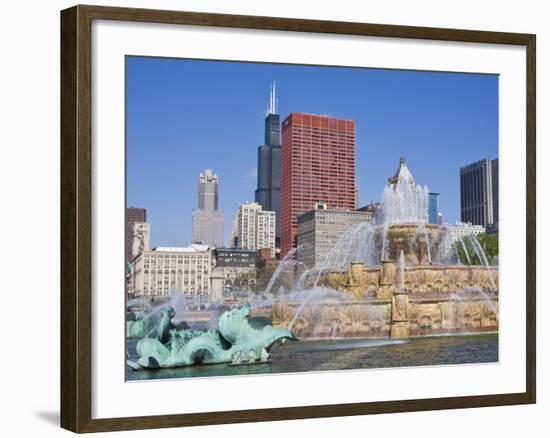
[129,244,212,297]
[297,204,373,268]
[231,202,276,257]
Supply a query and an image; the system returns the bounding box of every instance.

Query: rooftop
[283,112,355,123]
[152,244,210,253]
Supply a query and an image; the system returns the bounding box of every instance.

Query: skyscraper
[428,192,440,224]
[126,207,146,262]
[460,158,496,227]
[191,169,224,248]
[255,82,281,249]
[280,112,356,256]
[491,158,499,232]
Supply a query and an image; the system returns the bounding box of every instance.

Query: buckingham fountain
[127,158,498,372]
[249,157,498,339]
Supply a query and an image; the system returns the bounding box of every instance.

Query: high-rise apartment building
[280,112,356,256]
[191,169,224,248]
[491,158,499,233]
[126,207,146,262]
[255,82,281,249]
[231,202,276,257]
[460,158,497,227]
[428,192,440,225]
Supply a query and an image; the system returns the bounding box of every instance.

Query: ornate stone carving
[395,294,407,320]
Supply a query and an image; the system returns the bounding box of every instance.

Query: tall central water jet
[382,157,429,225]
[376,157,436,265]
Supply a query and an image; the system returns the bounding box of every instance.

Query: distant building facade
[213,248,257,268]
[460,158,497,228]
[231,202,276,257]
[358,202,383,223]
[131,222,150,260]
[297,204,372,268]
[256,248,275,266]
[129,244,212,297]
[281,112,356,256]
[444,221,485,243]
[126,207,146,263]
[192,169,224,248]
[211,248,257,297]
[428,192,440,224]
[255,82,282,249]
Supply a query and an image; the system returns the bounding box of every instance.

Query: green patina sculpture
[126,318,151,339]
[126,303,191,340]
[129,304,296,370]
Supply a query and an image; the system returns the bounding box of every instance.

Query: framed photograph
[60,4,536,433]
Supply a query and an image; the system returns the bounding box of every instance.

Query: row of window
[144,254,209,259]
[141,288,208,296]
[144,259,209,266]
[143,269,210,274]
[143,280,207,286]
[290,129,354,137]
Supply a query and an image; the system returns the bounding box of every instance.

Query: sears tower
[255,82,281,249]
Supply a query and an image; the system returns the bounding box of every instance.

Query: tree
[477,232,499,264]
[454,232,498,266]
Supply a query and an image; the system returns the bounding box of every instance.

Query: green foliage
[454,233,498,266]
[477,233,499,261]
[455,237,477,265]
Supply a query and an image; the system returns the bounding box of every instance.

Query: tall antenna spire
[267,81,277,115]
[273,81,277,114]
[270,82,273,114]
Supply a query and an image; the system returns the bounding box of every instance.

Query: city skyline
[126,56,498,248]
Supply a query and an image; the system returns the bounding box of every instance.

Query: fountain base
[250,260,498,340]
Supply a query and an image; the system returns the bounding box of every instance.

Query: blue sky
[126,57,498,248]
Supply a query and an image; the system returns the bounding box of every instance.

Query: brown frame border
[60,4,536,433]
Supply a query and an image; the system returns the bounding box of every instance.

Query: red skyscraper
[280,113,356,256]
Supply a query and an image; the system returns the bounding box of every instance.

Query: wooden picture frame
[60,4,536,433]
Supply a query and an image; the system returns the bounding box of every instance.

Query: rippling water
[126,333,498,381]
